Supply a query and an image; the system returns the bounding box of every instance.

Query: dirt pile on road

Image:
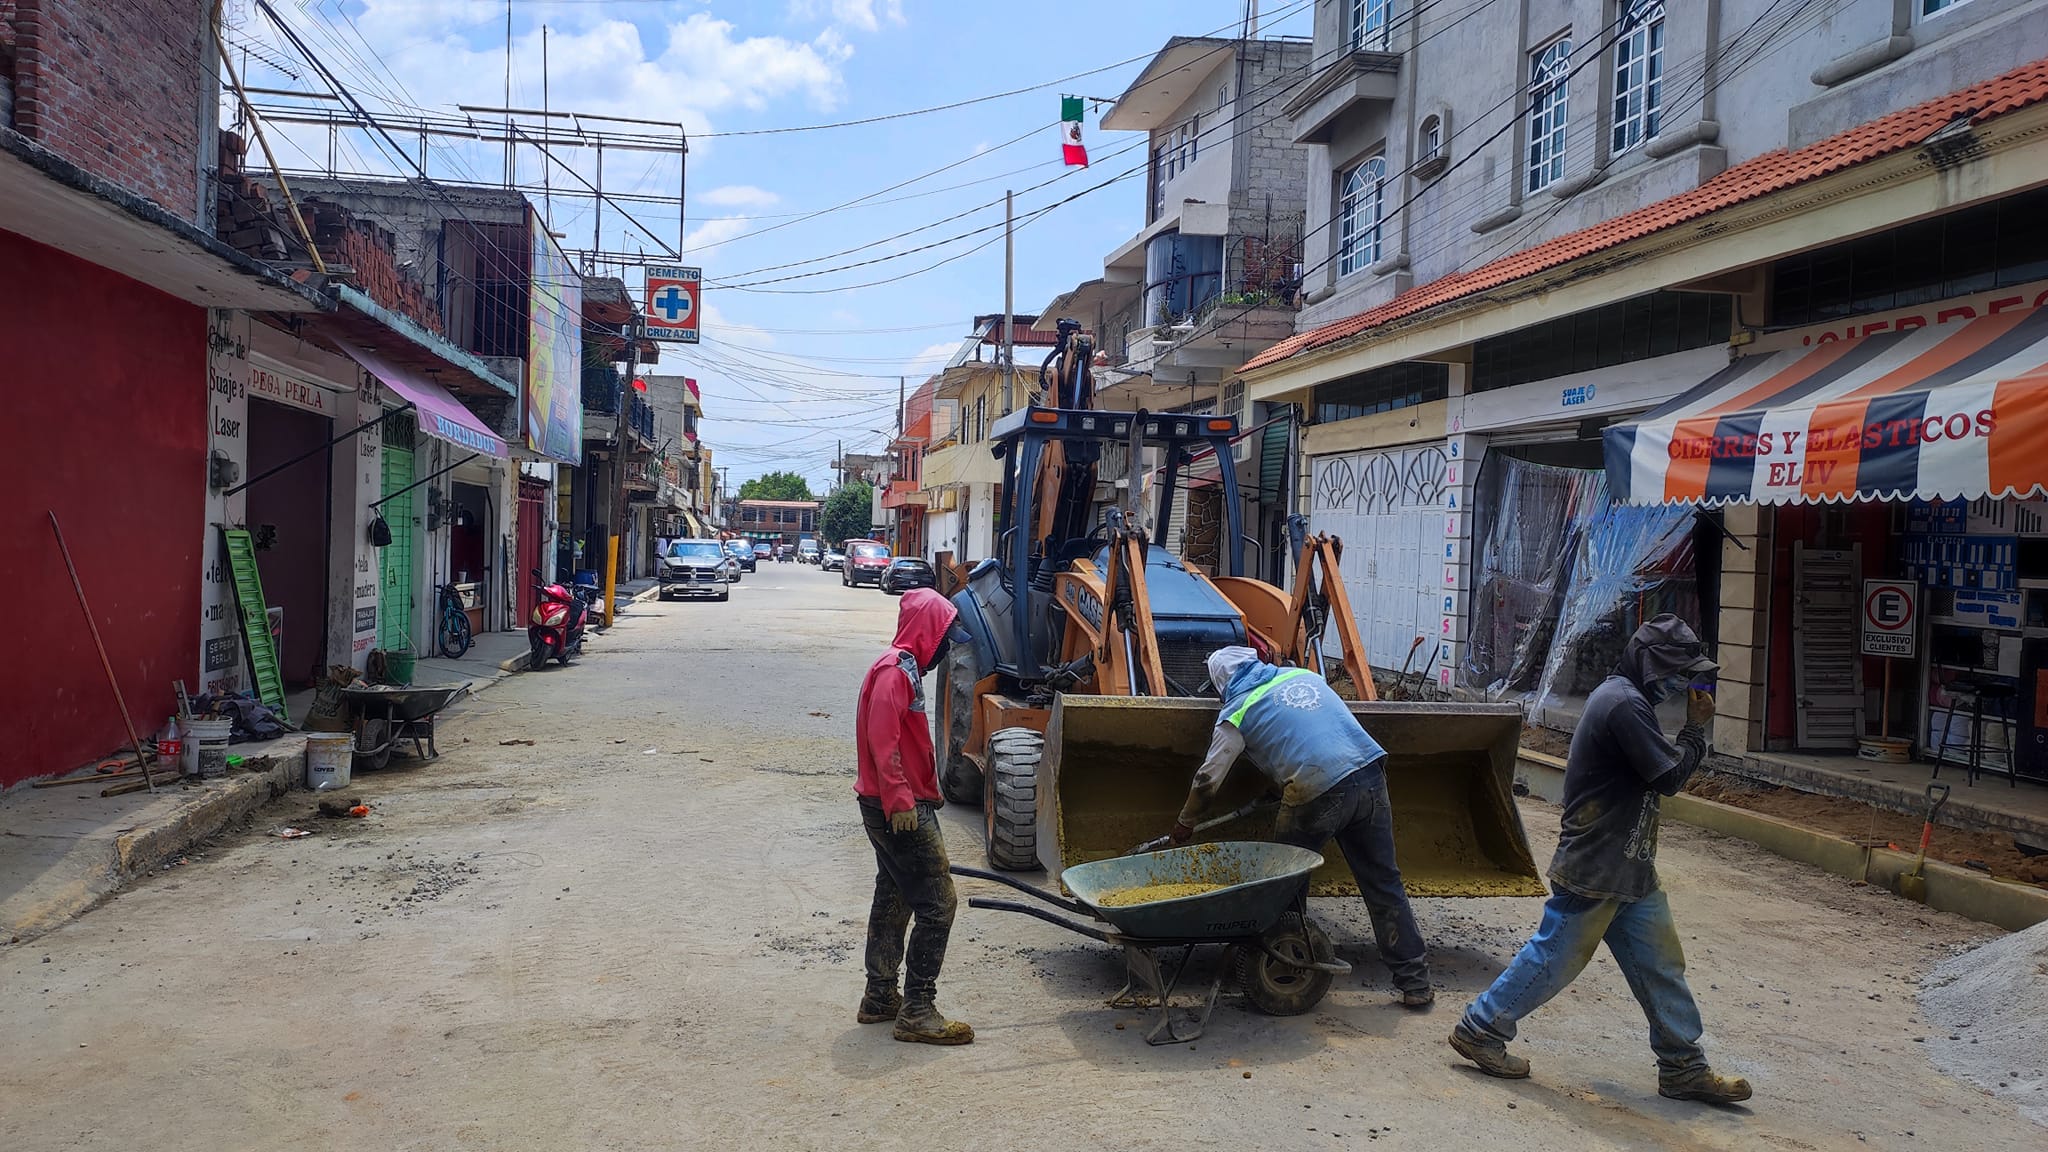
[1920,919,2048,1127]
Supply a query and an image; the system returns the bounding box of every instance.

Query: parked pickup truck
[660,539,732,601]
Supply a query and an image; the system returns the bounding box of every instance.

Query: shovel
[1130,799,1276,855]
[1894,782,1951,903]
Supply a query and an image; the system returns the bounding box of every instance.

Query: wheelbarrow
[951,841,1349,1045]
[341,683,471,769]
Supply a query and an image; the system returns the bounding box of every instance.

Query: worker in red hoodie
[854,586,974,1045]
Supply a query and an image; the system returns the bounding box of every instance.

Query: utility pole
[605,316,640,627]
[541,25,551,222]
[898,375,906,434]
[503,0,513,186]
[836,438,844,492]
[1002,190,1016,414]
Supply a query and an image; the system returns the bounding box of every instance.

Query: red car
[840,540,892,587]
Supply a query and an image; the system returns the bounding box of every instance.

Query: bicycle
[436,582,473,659]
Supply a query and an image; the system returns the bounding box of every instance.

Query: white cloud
[902,340,962,374]
[789,0,906,33]
[682,216,755,257]
[325,6,851,131]
[699,185,781,209]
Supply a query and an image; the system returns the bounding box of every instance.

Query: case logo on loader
[1061,580,1105,631]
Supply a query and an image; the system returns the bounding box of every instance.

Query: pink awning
[335,338,509,458]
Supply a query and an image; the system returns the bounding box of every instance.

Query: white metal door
[1309,445,1449,677]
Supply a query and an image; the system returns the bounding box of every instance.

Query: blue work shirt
[1178,665,1387,824]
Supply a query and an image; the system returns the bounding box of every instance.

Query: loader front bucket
[1039,695,1546,898]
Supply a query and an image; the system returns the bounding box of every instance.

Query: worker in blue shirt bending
[1168,646,1432,1008]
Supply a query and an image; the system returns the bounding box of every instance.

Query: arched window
[1527,36,1572,192]
[1611,2,1665,155]
[1418,114,1444,163]
[1339,155,1387,277]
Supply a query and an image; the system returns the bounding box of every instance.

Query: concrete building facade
[1238,1,2048,792]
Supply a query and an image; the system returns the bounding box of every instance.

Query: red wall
[2,229,205,785]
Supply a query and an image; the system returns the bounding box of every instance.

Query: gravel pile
[1920,918,2048,1127]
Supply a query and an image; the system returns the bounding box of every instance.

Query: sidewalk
[0,735,308,943]
[413,628,537,685]
[0,596,667,945]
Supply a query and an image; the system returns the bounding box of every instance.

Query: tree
[737,470,813,502]
[821,480,874,547]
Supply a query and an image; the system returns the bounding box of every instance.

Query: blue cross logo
[652,284,693,324]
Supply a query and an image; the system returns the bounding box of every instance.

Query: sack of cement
[303,665,363,733]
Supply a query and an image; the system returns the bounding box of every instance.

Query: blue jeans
[1461,889,1707,1075]
[1272,765,1429,992]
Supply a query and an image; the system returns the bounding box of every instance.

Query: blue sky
[233,0,1313,490]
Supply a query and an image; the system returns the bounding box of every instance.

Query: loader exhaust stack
[1040,696,1546,898]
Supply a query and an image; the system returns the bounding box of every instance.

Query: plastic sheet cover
[1532,501,1699,725]
[1464,457,1609,695]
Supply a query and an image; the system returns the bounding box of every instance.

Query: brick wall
[8,0,207,220]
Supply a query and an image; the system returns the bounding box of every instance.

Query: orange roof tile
[1242,56,2048,376]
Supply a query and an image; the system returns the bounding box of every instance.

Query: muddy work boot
[1659,1067,1752,1104]
[1399,986,1436,1009]
[893,1001,974,1046]
[1450,1024,1530,1079]
[856,986,903,1024]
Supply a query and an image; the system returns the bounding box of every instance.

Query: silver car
[660,539,733,601]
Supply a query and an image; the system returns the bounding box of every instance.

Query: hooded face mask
[1616,614,1717,700]
[924,632,954,674]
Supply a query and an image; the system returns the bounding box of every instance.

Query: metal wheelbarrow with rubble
[950,841,1348,1044]
[341,683,471,769]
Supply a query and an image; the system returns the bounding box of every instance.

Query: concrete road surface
[0,567,2034,1150]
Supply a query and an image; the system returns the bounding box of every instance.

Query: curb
[1516,749,2048,931]
[5,742,307,943]
[113,748,302,877]
[10,601,668,943]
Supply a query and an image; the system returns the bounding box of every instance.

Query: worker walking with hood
[854,586,974,1045]
[1451,614,1751,1104]
[1168,646,1433,1007]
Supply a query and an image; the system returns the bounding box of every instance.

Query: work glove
[1167,821,1194,847]
[1685,687,1717,726]
[889,808,920,834]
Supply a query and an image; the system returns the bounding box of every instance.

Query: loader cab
[956,405,1246,688]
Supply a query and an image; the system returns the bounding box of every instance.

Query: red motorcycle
[529,568,588,668]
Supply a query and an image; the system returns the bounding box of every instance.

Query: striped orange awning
[1605,306,2048,505]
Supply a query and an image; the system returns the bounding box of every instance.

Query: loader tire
[936,646,982,805]
[1242,913,1335,1017]
[983,727,1042,872]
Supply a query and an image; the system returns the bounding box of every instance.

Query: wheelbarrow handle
[949,865,1093,917]
[966,897,1113,943]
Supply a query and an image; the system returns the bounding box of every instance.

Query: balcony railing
[583,364,623,415]
[628,394,656,444]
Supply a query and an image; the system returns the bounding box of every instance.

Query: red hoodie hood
[893,587,957,668]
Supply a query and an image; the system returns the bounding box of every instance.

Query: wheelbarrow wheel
[355,718,394,771]
[1242,913,1335,1016]
[984,727,1042,872]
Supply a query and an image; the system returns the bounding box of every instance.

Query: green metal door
[380,416,416,653]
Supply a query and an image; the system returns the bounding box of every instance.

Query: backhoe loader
[935,328,1542,898]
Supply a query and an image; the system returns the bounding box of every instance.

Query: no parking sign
[1861,580,1919,658]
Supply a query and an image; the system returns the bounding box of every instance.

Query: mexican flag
[1061,96,1088,167]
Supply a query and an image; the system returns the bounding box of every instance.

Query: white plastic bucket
[304,732,354,791]
[183,718,233,778]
